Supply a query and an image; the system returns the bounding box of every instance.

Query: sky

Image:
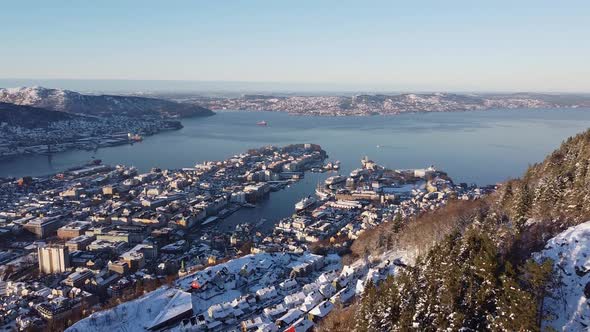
[1,1,589,92]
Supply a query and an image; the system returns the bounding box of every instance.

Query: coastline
[206,105,580,117]
[0,116,192,161]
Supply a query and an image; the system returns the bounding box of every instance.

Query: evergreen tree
[348,129,590,332]
[355,280,379,332]
[520,259,554,326]
[511,182,531,228]
[392,211,403,233]
[491,262,538,331]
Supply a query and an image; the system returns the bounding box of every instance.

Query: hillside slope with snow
[66,286,192,332]
[535,221,590,331]
[0,86,213,118]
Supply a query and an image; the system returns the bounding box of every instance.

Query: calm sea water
[3,109,590,229]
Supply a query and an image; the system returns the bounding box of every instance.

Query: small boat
[128,133,143,141]
[256,121,268,126]
[333,161,341,170]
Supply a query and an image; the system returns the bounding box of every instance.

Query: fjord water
[4,108,590,230]
[3,109,590,184]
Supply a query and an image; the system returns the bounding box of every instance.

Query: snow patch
[66,286,191,332]
[534,220,590,331]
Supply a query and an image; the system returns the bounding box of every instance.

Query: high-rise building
[38,245,70,274]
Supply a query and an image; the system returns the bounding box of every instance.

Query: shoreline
[0,118,188,161]
[209,105,586,117]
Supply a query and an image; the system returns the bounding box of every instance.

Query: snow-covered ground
[535,220,590,331]
[66,251,406,332]
[66,286,191,332]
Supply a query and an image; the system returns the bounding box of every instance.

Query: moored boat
[325,175,346,186]
[295,196,317,211]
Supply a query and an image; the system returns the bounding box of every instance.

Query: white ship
[295,196,317,211]
[325,175,346,186]
[315,187,331,200]
[350,168,368,178]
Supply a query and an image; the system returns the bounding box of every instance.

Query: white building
[38,244,70,274]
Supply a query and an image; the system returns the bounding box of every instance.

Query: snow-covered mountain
[0,86,213,118]
[535,221,590,331]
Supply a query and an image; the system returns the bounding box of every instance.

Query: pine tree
[392,211,403,233]
[370,276,401,331]
[355,280,378,332]
[511,182,531,228]
[520,259,554,327]
[491,262,538,331]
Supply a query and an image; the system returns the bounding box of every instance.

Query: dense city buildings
[183,92,590,116]
[0,2,586,330]
[0,142,492,331]
[0,87,213,158]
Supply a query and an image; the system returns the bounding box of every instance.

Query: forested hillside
[0,102,84,128]
[328,129,590,331]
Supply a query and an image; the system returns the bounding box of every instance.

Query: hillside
[0,102,85,128]
[187,92,590,116]
[334,128,590,331]
[0,86,214,118]
[533,221,590,330]
[66,286,192,332]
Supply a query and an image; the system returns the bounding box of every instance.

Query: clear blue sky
[1,1,589,92]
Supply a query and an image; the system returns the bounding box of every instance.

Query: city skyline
[2,2,590,330]
[1,1,589,92]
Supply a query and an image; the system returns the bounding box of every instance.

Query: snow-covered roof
[284,292,306,307]
[147,290,192,329]
[309,300,334,318]
[289,317,314,332]
[277,308,303,325]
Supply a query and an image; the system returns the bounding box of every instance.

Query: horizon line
[0,78,589,95]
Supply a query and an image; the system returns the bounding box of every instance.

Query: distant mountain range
[185,92,590,115]
[0,86,214,118]
[0,102,86,128]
